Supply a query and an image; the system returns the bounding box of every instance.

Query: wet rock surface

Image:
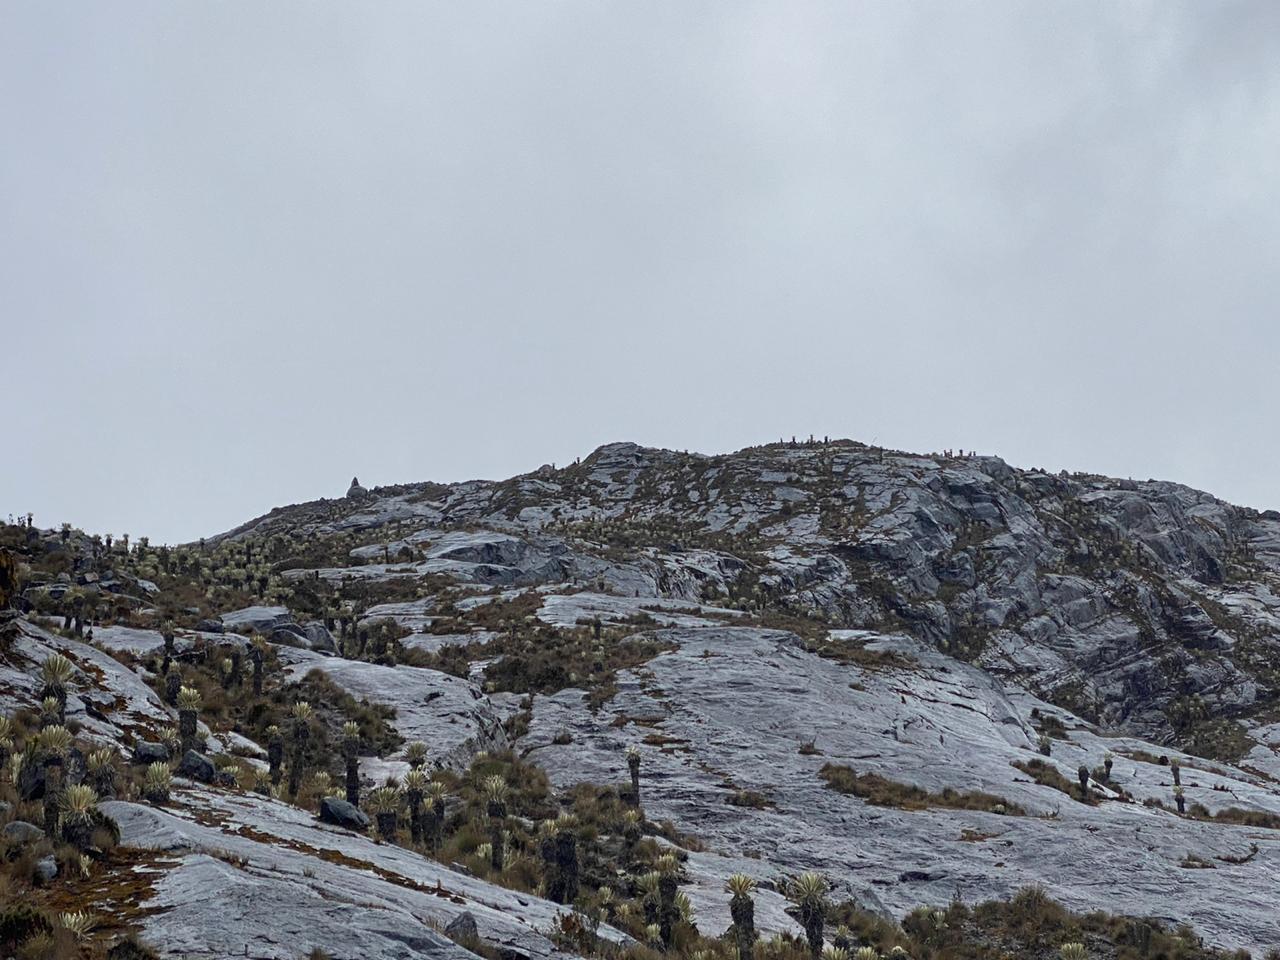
[2,622,174,742]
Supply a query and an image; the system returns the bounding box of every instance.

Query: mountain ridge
[210,437,1280,547]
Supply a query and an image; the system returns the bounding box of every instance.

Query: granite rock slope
[103,789,625,960]
[219,440,1280,751]
[6,437,1280,957]
[275,646,509,767]
[518,626,1280,952]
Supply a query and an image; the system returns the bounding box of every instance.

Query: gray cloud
[2,1,1277,542]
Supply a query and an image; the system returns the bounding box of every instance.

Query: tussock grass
[1011,759,1097,806]
[819,764,1024,815]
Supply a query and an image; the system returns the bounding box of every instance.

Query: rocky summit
[2,437,1280,960]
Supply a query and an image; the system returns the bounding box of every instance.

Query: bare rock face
[2,620,173,743]
[220,605,292,633]
[520,626,1280,951]
[102,791,627,960]
[275,648,509,768]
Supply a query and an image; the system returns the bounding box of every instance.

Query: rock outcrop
[521,626,1280,949]
[237,441,1280,749]
[102,790,627,960]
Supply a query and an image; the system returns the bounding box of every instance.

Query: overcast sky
[2,2,1277,544]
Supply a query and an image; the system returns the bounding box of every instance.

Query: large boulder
[302,622,338,654]
[176,750,217,784]
[319,797,369,831]
[444,912,479,941]
[268,623,308,647]
[133,741,170,765]
[220,606,292,634]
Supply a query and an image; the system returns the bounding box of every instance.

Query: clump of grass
[406,591,677,709]
[820,764,1024,815]
[1182,718,1255,764]
[1180,853,1215,869]
[480,629,675,711]
[245,669,403,774]
[803,635,914,671]
[1011,759,1097,806]
[1191,806,1280,830]
[726,789,775,810]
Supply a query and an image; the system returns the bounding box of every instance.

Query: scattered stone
[6,440,1280,956]
[2,820,45,844]
[34,855,58,883]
